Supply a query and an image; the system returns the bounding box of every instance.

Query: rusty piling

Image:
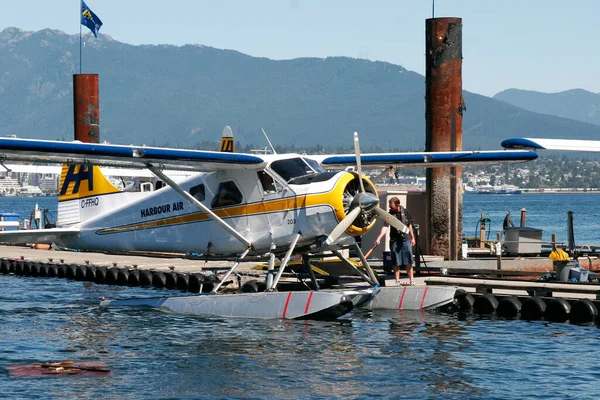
[425,17,463,260]
[73,74,99,143]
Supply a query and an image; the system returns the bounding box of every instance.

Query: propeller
[324,132,410,246]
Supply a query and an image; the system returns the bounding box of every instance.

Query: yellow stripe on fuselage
[95,172,377,237]
[96,192,336,235]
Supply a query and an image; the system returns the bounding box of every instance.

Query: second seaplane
[0,132,537,319]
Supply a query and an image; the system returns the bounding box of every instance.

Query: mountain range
[1,27,599,151]
[493,88,600,127]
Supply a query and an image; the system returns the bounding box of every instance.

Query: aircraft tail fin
[57,164,121,226]
[219,126,235,153]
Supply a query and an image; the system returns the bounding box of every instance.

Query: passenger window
[189,184,205,201]
[257,171,276,193]
[211,181,243,208]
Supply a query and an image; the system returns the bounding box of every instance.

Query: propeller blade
[373,207,409,234]
[353,132,365,193]
[371,166,394,184]
[324,206,362,246]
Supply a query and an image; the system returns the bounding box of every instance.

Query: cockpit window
[257,171,276,193]
[304,158,325,174]
[270,158,318,182]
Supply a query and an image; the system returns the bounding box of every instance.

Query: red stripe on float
[398,286,407,309]
[419,286,429,309]
[282,292,293,318]
[304,291,314,314]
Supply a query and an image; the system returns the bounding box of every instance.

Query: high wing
[0,137,265,172]
[501,138,600,152]
[3,164,193,178]
[314,150,538,168]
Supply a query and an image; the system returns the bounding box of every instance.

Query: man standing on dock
[375,197,416,285]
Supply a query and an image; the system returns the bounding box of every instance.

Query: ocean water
[0,194,599,399]
[462,192,600,246]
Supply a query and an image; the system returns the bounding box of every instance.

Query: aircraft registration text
[81,197,99,208]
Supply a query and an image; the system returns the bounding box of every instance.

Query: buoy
[30,262,42,277]
[47,264,59,278]
[38,263,50,277]
[455,290,475,311]
[152,271,167,288]
[75,265,87,281]
[138,270,153,286]
[473,293,499,314]
[15,260,25,275]
[545,298,571,323]
[84,266,96,281]
[105,268,120,285]
[203,275,217,293]
[22,261,33,276]
[65,264,78,280]
[176,274,189,291]
[127,269,140,286]
[116,269,129,286]
[241,280,260,293]
[56,264,67,279]
[569,299,598,324]
[165,272,178,290]
[496,296,522,319]
[187,273,204,293]
[94,266,107,284]
[241,279,267,293]
[0,259,10,274]
[520,296,546,320]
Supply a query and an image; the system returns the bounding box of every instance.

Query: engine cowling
[330,171,379,237]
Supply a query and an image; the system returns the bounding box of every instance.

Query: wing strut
[269,232,301,290]
[146,163,252,248]
[211,247,251,293]
[331,249,378,286]
[352,242,379,285]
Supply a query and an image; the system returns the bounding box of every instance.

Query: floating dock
[4,244,600,323]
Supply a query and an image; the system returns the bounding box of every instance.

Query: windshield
[270,157,318,182]
[304,158,325,174]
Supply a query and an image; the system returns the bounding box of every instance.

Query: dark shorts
[391,240,413,266]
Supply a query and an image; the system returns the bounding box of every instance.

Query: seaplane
[0,131,537,319]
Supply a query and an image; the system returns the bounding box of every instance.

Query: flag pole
[79,0,82,74]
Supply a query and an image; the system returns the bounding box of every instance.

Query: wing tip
[501,138,545,150]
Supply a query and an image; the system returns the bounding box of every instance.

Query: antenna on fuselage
[261,128,277,155]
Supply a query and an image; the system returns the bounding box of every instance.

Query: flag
[81,0,103,38]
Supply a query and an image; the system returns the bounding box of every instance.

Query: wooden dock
[0,244,257,274]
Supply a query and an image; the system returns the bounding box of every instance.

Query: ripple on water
[1,275,599,399]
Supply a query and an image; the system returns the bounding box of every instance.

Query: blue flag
[81,0,103,38]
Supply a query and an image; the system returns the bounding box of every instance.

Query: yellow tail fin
[219,125,235,153]
[58,164,120,202]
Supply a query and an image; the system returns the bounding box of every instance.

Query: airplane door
[250,171,289,247]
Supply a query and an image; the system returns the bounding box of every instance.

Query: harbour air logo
[60,165,93,195]
[82,9,92,20]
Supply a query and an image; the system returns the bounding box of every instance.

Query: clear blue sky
[1,0,597,97]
